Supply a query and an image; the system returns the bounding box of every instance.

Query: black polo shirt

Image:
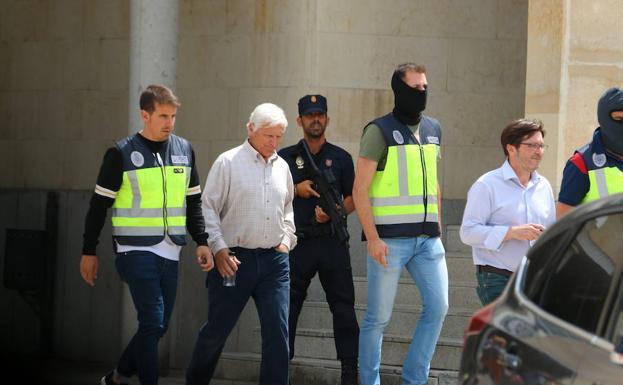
[278,141,354,229]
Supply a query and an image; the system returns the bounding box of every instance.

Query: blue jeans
[476,271,510,306]
[359,237,448,385]
[186,247,290,385]
[115,251,179,385]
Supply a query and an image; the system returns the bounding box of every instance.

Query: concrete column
[525,0,623,193]
[122,0,180,371]
[128,0,180,132]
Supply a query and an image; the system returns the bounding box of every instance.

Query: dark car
[459,193,623,385]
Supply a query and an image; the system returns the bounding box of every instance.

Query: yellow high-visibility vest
[367,114,441,238]
[112,134,192,246]
[583,166,623,203]
[571,130,623,205]
[370,143,438,224]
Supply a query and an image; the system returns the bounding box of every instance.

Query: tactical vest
[369,113,441,238]
[576,132,623,203]
[112,134,192,246]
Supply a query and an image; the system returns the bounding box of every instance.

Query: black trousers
[288,235,359,360]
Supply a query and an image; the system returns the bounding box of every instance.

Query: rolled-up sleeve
[202,156,229,254]
[460,180,508,251]
[281,169,297,250]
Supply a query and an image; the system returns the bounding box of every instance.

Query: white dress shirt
[460,160,556,271]
[202,140,297,254]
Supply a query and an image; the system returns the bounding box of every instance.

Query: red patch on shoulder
[570,152,588,174]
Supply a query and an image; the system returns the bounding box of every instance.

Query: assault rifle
[298,139,350,246]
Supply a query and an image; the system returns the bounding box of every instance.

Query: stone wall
[1,0,529,200]
[526,0,623,192]
[0,0,130,189]
[173,0,529,200]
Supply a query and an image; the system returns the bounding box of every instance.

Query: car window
[525,213,623,334]
[612,294,623,345]
[523,229,572,300]
[609,265,623,345]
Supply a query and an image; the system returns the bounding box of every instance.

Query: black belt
[477,265,513,277]
[296,223,333,240]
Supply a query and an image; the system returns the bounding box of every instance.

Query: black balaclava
[597,87,623,155]
[391,71,427,125]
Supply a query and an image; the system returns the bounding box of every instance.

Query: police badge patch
[426,136,439,144]
[392,130,404,144]
[593,152,607,168]
[171,155,189,164]
[130,151,144,167]
[325,159,332,167]
[295,155,305,169]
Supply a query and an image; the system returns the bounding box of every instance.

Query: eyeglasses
[520,142,548,151]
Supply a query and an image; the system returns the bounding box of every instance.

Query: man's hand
[80,255,99,287]
[196,245,214,272]
[274,243,289,253]
[296,180,320,199]
[367,238,389,267]
[314,205,330,223]
[215,248,241,278]
[505,224,545,241]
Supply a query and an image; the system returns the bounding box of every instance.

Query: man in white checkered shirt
[186,103,297,385]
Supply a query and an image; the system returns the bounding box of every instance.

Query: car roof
[525,193,623,263]
[562,192,623,222]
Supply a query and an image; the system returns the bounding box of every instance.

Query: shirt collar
[313,140,328,157]
[408,122,420,133]
[502,159,541,185]
[243,139,278,163]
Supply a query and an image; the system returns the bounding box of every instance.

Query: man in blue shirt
[460,119,556,305]
[557,87,623,218]
[278,95,359,385]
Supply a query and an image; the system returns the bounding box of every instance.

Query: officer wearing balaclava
[557,87,623,218]
[352,63,448,385]
[391,69,428,125]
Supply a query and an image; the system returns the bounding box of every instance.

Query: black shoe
[100,371,128,385]
[340,359,359,385]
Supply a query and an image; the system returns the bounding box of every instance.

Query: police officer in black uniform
[278,95,359,385]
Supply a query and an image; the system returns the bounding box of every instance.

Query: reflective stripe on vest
[584,166,623,203]
[112,225,187,236]
[369,143,438,225]
[112,165,191,237]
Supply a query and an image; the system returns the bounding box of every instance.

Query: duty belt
[295,223,334,241]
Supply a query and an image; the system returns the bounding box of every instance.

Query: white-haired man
[186,103,297,385]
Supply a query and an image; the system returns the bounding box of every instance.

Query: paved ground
[24,357,457,385]
[11,358,194,385]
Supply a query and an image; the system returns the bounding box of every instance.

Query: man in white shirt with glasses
[460,119,556,305]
